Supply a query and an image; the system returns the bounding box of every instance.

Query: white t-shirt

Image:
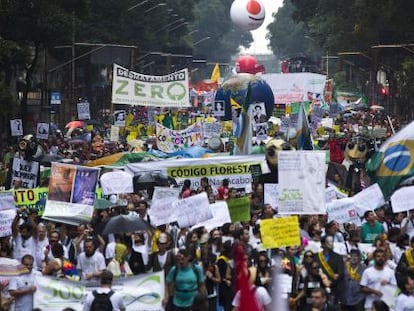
[360,265,396,309]
[395,292,414,311]
[9,270,41,311]
[82,287,126,311]
[13,235,37,268]
[402,217,414,239]
[76,251,106,282]
[232,285,271,310]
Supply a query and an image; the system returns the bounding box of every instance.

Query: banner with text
[260,216,301,249]
[11,158,39,189]
[278,151,326,215]
[112,63,190,108]
[43,163,100,225]
[34,271,164,311]
[156,122,203,153]
[125,154,264,190]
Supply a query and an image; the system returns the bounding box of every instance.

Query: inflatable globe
[215,73,274,121]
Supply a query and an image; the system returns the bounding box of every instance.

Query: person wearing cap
[82,270,125,311]
[147,232,175,274]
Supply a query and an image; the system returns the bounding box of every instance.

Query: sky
[240,0,284,55]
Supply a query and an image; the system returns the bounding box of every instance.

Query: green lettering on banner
[227,196,250,223]
[116,80,128,95]
[167,82,186,100]
[135,82,145,96]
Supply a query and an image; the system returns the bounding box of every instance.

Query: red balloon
[235,55,265,74]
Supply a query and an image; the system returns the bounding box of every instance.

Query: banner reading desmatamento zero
[125,154,265,190]
[112,63,190,108]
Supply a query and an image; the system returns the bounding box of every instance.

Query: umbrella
[94,198,112,210]
[0,257,29,276]
[370,105,384,111]
[65,120,85,129]
[102,215,152,235]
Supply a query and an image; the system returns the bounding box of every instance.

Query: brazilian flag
[366,121,414,199]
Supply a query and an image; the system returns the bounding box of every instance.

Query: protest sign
[100,171,133,195]
[326,197,361,225]
[173,192,213,228]
[34,271,164,311]
[278,151,326,214]
[36,123,49,140]
[264,183,278,209]
[0,209,16,237]
[152,187,180,201]
[0,191,15,211]
[148,197,178,226]
[110,125,120,142]
[43,163,100,225]
[77,101,90,120]
[391,186,414,213]
[156,122,203,153]
[125,154,264,190]
[11,158,39,189]
[227,196,250,223]
[352,183,385,216]
[203,122,222,139]
[112,63,190,108]
[191,201,231,232]
[10,119,23,136]
[114,110,126,126]
[260,216,300,249]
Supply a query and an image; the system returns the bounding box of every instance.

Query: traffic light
[379,85,389,96]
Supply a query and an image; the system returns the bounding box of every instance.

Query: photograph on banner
[77,102,90,120]
[278,151,326,214]
[250,102,267,125]
[112,63,190,108]
[172,192,212,228]
[227,196,250,223]
[279,116,290,133]
[44,163,100,225]
[110,125,120,142]
[36,123,49,140]
[156,122,203,153]
[352,183,385,216]
[191,201,231,232]
[10,119,23,136]
[213,100,225,117]
[391,186,414,213]
[125,154,264,191]
[260,216,300,249]
[326,197,361,226]
[11,158,39,189]
[148,197,178,226]
[34,271,164,311]
[254,123,268,141]
[114,110,126,127]
[72,167,100,205]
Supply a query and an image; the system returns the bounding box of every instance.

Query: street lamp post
[194,36,211,46]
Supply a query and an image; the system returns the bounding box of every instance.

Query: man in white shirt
[9,254,40,311]
[77,239,106,282]
[232,285,271,311]
[360,248,397,310]
[12,217,37,268]
[34,223,49,271]
[395,273,414,311]
[82,270,125,311]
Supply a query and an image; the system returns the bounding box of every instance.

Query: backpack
[90,290,114,311]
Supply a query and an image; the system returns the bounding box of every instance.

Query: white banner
[173,192,213,228]
[112,63,190,108]
[34,271,165,311]
[10,119,23,136]
[191,201,231,231]
[43,163,100,225]
[264,183,279,210]
[148,197,178,227]
[262,73,326,104]
[352,183,385,216]
[100,171,133,195]
[125,154,264,190]
[11,158,39,189]
[152,187,180,201]
[278,151,326,214]
[110,125,120,142]
[0,209,16,237]
[326,197,361,225]
[391,186,414,213]
[36,122,50,140]
[156,122,203,153]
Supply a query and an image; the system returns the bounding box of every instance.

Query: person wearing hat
[82,270,125,311]
[147,232,175,274]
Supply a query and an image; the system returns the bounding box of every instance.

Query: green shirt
[361,221,384,244]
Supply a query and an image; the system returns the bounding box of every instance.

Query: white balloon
[230,0,266,31]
